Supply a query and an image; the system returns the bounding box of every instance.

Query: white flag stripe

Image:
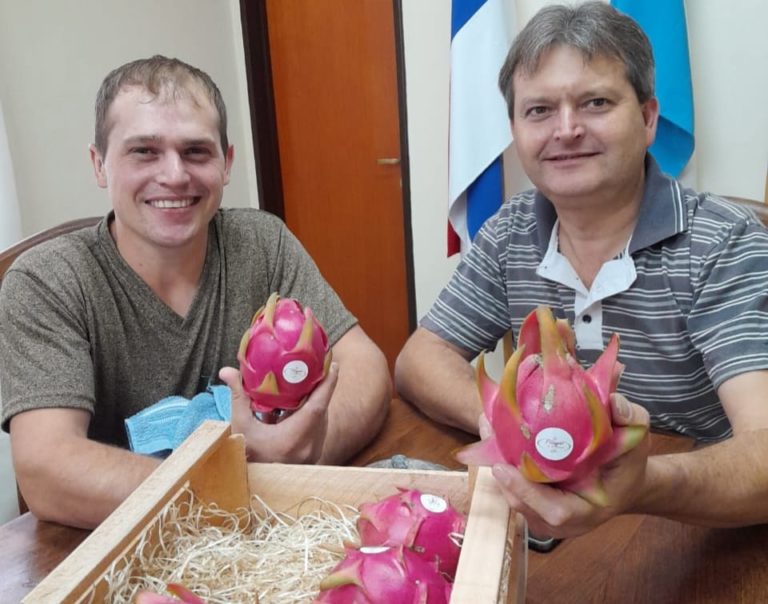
[448,0,513,204]
[0,100,22,250]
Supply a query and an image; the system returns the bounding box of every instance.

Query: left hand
[219,362,339,464]
[491,394,651,538]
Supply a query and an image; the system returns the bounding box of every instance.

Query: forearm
[17,437,160,529]
[394,328,481,433]
[632,429,768,527]
[320,342,391,464]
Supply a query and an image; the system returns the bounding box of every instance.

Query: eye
[524,106,550,119]
[184,146,213,161]
[130,147,154,155]
[584,98,610,110]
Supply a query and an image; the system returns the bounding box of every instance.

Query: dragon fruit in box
[457,305,647,505]
[238,292,331,416]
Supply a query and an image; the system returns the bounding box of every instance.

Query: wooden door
[261,0,413,372]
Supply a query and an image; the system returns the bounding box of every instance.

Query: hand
[490,394,651,538]
[218,362,339,464]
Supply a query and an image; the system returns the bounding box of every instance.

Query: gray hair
[498,1,655,119]
[94,55,229,155]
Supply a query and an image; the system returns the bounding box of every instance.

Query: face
[90,85,234,258]
[510,45,658,207]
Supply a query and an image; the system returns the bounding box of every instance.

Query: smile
[146,198,198,209]
[545,152,599,161]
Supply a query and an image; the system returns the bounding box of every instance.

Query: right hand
[218,362,339,464]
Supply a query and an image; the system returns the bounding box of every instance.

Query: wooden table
[2,398,767,603]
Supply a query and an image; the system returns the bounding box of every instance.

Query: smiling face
[89,84,233,260]
[511,45,658,210]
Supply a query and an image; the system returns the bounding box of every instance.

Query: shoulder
[216,207,287,242]
[4,222,102,283]
[685,190,768,244]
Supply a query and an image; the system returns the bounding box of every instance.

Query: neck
[110,223,208,317]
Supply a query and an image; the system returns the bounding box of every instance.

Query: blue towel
[125,385,232,456]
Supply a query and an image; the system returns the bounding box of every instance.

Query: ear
[89,144,108,188]
[641,97,660,148]
[223,144,235,185]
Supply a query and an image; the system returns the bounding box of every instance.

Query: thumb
[610,393,650,427]
[303,362,339,412]
[218,366,253,422]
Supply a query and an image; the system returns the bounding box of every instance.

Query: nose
[157,152,191,186]
[553,108,584,142]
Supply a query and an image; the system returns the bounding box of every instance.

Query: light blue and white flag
[611,0,695,177]
[448,0,514,256]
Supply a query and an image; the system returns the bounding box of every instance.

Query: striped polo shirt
[422,156,768,442]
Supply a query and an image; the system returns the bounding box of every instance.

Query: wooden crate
[23,421,526,603]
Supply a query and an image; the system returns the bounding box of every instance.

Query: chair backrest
[0,216,100,515]
[0,217,101,285]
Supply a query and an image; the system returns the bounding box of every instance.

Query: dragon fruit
[314,545,452,604]
[456,305,647,505]
[136,583,205,603]
[238,292,331,417]
[357,488,466,580]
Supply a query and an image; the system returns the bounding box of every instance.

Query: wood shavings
[100,487,358,604]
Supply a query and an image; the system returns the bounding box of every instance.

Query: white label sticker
[534,427,574,461]
[282,360,309,384]
[360,546,390,554]
[420,493,447,514]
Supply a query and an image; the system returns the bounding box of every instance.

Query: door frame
[237,0,416,332]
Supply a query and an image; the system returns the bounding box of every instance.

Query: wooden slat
[21,421,245,603]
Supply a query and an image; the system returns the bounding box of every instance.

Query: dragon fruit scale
[238,292,331,416]
[456,305,647,506]
[356,488,466,580]
[314,545,452,604]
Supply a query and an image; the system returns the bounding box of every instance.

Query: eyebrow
[121,135,217,147]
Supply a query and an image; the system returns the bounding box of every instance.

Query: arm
[395,327,481,433]
[632,370,768,526]
[222,325,390,464]
[10,408,161,529]
[492,371,768,537]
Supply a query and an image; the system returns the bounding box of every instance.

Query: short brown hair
[94,55,229,154]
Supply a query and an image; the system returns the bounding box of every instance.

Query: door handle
[376,157,400,165]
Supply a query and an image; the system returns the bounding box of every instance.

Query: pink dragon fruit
[136,583,205,603]
[356,488,466,580]
[456,305,647,505]
[238,292,331,417]
[314,545,452,604]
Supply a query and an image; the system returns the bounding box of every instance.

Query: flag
[1,100,22,250]
[611,0,694,177]
[448,0,514,256]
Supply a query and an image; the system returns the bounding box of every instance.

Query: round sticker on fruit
[535,427,574,461]
[420,493,448,513]
[282,360,309,384]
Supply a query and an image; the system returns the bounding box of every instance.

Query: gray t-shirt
[0,208,356,446]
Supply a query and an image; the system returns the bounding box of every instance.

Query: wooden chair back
[0,216,101,515]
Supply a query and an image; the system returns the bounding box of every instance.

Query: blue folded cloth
[125,385,232,456]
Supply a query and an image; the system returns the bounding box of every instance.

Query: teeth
[149,199,194,209]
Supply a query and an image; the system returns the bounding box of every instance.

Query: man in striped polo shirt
[396,2,768,536]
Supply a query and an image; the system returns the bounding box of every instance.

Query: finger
[218,366,253,424]
[610,393,650,427]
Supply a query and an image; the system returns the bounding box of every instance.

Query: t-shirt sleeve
[687,212,768,388]
[420,214,511,357]
[0,251,95,432]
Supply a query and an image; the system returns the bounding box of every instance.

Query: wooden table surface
[2,398,767,603]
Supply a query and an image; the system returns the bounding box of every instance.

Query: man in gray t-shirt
[0,56,391,529]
